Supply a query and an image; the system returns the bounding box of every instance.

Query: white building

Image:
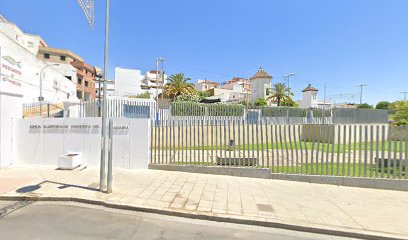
[207,88,250,103]
[114,67,144,97]
[298,84,332,109]
[195,79,220,91]
[114,67,168,99]
[143,70,168,99]
[250,67,272,101]
[0,16,78,104]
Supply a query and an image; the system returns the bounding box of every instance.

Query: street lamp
[39,63,60,116]
[283,73,295,98]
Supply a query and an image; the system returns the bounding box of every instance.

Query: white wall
[12,118,150,169]
[115,67,144,97]
[0,81,23,167]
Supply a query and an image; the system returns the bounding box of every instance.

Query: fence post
[47,104,50,117]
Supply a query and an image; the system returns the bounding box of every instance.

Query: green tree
[163,73,195,99]
[174,94,201,103]
[357,103,373,109]
[197,90,212,99]
[392,101,408,125]
[267,83,293,106]
[255,98,268,107]
[375,101,390,110]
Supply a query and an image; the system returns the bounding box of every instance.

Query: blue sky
[1,0,408,104]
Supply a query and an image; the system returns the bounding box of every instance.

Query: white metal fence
[151,120,408,179]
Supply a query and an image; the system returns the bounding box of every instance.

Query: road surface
[0,201,354,240]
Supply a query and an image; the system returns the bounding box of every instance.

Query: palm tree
[268,83,293,106]
[163,73,195,99]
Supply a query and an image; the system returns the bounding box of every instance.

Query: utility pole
[400,91,408,101]
[323,81,327,109]
[155,58,159,124]
[159,57,165,104]
[357,84,367,105]
[100,0,110,192]
[283,73,295,99]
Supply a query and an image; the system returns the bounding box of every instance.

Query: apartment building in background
[37,46,96,101]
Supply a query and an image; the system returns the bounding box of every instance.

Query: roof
[250,67,272,80]
[302,84,318,92]
[38,46,84,62]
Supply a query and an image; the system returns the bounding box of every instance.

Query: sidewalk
[0,166,407,239]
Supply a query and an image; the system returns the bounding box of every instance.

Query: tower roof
[302,84,318,92]
[250,67,272,80]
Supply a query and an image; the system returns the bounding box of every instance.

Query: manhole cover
[257,204,274,213]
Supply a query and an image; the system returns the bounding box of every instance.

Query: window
[85,81,89,87]
[27,41,34,48]
[78,78,82,85]
[66,76,72,81]
[60,56,66,61]
[44,53,50,59]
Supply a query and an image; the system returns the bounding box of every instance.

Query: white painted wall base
[12,118,150,169]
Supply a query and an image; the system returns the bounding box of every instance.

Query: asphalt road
[0,201,354,240]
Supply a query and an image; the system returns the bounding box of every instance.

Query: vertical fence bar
[369,125,374,178]
[353,125,357,176]
[189,119,192,165]
[215,119,218,164]
[238,119,241,166]
[278,125,284,173]
[387,125,392,178]
[320,125,327,175]
[375,125,379,178]
[210,119,214,165]
[224,119,227,165]
[251,122,255,166]
[398,126,403,179]
[202,119,205,165]
[315,125,321,175]
[233,120,237,166]
[288,124,294,173]
[166,120,169,164]
[405,125,408,179]
[381,125,385,178]
[347,125,352,176]
[173,120,176,164]
[293,125,299,174]
[256,120,260,168]
[271,124,275,172]
[228,119,232,165]
[284,125,290,174]
[260,120,265,168]
[242,119,246,167]
[392,126,397,178]
[274,125,280,173]
[309,124,315,175]
[265,122,270,169]
[298,125,304,174]
[197,119,200,165]
[358,125,363,177]
[150,120,153,164]
[364,125,368,177]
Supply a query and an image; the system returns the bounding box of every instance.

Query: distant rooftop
[250,67,272,80]
[302,84,319,92]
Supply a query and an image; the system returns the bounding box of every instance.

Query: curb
[0,195,406,240]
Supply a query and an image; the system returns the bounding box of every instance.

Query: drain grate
[257,204,274,213]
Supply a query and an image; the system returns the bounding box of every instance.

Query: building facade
[0,16,77,103]
[37,46,96,101]
[195,79,220,91]
[250,67,272,101]
[298,84,332,109]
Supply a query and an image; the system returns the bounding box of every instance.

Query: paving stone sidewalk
[0,166,407,239]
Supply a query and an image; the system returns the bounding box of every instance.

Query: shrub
[255,98,268,107]
[392,101,408,125]
[357,103,373,109]
[375,101,390,110]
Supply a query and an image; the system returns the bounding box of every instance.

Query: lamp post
[100,0,111,192]
[283,73,295,102]
[39,63,59,117]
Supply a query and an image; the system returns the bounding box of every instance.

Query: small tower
[300,84,319,108]
[249,67,272,101]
